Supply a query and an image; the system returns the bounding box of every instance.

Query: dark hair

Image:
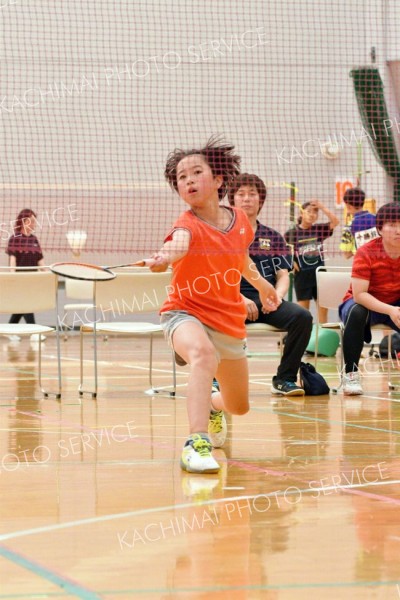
[227,173,267,208]
[343,187,366,209]
[164,135,241,200]
[14,208,37,234]
[376,202,400,231]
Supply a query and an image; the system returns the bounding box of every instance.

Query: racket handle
[133,258,156,267]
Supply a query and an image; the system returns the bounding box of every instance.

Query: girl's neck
[192,205,231,228]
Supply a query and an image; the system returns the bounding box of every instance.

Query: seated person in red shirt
[228,174,313,397]
[339,202,400,395]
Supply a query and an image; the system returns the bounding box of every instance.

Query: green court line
[0,546,102,600]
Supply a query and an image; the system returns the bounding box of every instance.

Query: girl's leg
[211,357,250,416]
[297,299,310,311]
[9,314,22,324]
[172,321,223,473]
[172,321,218,434]
[317,305,328,324]
[343,303,369,373]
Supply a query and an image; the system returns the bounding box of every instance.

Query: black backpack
[299,362,330,396]
[377,333,400,358]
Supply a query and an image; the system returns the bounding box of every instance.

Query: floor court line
[10,406,399,471]
[257,406,400,435]
[1,478,400,544]
[0,545,102,599]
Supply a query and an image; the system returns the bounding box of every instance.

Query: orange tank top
[161,207,254,338]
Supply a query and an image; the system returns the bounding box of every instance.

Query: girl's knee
[233,403,249,416]
[187,342,218,369]
[346,303,369,326]
[224,395,249,415]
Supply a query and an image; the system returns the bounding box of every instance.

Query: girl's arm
[242,254,280,312]
[275,269,290,301]
[311,200,339,230]
[150,229,191,272]
[38,258,45,271]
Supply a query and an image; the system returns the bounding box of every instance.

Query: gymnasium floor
[0,333,399,599]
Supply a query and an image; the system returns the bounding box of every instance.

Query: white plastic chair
[79,269,176,398]
[62,278,94,341]
[315,266,395,391]
[245,323,285,358]
[0,269,62,398]
[245,246,293,357]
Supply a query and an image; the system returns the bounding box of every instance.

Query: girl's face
[301,205,318,227]
[380,221,400,248]
[21,215,36,236]
[176,154,222,208]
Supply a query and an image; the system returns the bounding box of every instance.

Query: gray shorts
[160,310,247,366]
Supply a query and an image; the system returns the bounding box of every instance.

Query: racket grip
[134,258,156,267]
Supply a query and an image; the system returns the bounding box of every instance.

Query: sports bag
[378,333,400,358]
[299,362,330,396]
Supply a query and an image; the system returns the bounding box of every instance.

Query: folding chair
[79,269,176,398]
[315,266,395,391]
[0,269,62,398]
[246,323,285,358]
[62,278,95,340]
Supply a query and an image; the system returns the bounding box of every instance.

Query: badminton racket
[49,259,155,281]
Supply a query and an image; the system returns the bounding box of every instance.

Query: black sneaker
[271,377,305,396]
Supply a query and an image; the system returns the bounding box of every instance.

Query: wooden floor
[0,333,400,599]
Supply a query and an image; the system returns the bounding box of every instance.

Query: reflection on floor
[0,333,399,598]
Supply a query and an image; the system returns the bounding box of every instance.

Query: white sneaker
[7,335,21,342]
[180,434,220,474]
[30,334,46,342]
[343,372,363,396]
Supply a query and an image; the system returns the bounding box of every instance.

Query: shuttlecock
[66,230,87,256]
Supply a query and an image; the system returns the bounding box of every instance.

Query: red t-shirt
[342,237,400,304]
[161,207,254,338]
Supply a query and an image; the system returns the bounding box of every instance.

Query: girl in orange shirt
[150,137,279,474]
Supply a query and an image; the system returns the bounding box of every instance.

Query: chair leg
[331,326,344,394]
[40,333,62,399]
[387,334,400,391]
[79,328,97,399]
[314,323,319,369]
[171,353,176,397]
[145,335,176,397]
[63,311,69,341]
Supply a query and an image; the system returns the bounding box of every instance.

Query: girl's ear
[214,174,223,189]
